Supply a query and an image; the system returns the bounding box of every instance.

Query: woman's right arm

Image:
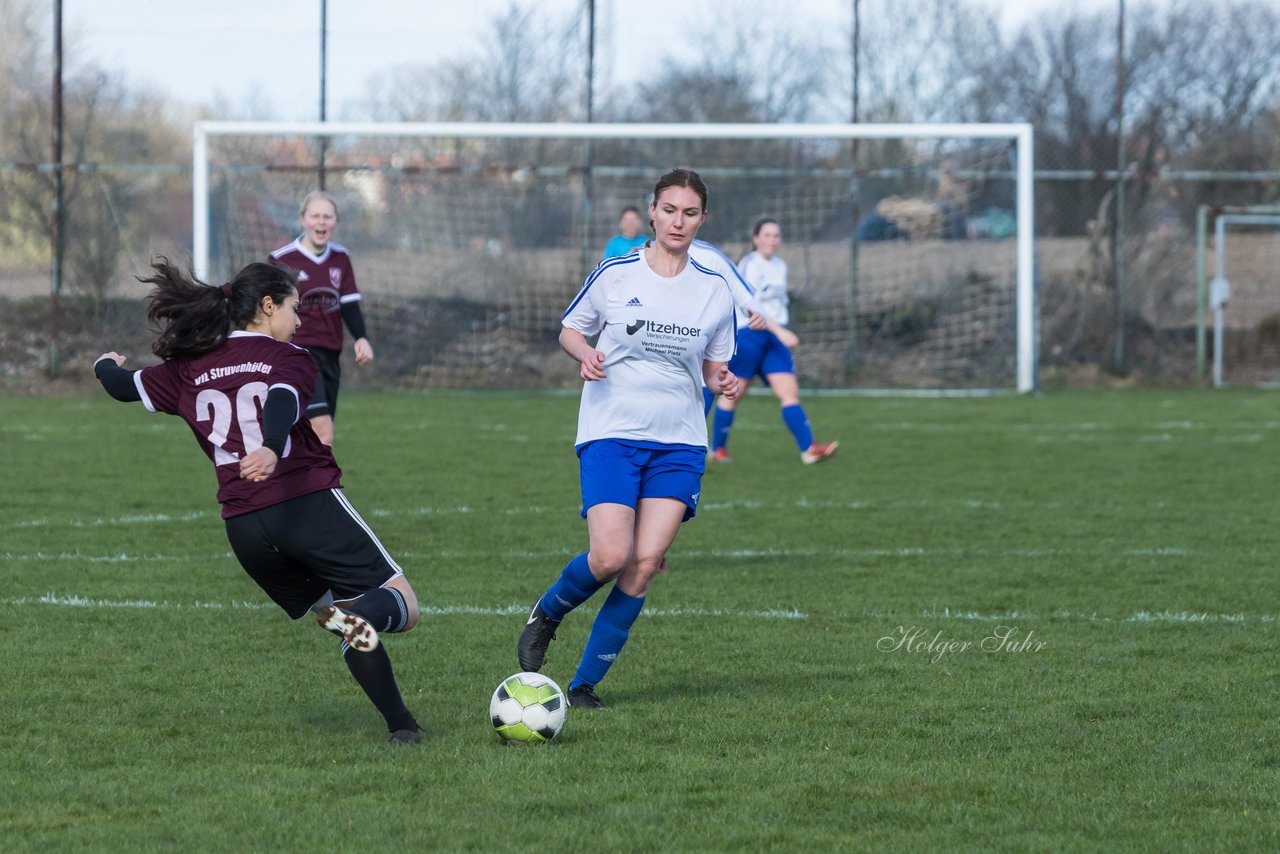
[559,327,607,381]
[94,353,142,402]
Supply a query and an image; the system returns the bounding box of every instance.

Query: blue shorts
[577,440,706,522]
[728,328,795,381]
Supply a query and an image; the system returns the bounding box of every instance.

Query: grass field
[3,389,1279,850]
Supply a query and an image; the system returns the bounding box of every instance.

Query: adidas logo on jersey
[626,296,643,307]
[296,271,310,281]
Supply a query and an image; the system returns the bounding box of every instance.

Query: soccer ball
[490,672,566,744]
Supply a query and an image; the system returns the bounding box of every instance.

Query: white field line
[1,544,1193,565]
[8,593,1275,625]
[8,496,1212,529]
[2,592,807,621]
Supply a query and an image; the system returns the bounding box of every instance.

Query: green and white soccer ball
[490,672,566,744]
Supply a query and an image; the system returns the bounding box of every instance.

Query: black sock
[341,642,418,732]
[338,587,408,633]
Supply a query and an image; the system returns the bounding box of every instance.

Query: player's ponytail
[141,258,296,361]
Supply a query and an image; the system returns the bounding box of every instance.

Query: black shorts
[224,488,401,619]
[305,346,341,419]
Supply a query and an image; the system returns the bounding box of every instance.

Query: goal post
[193,121,1036,392]
[1195,204,1280,387]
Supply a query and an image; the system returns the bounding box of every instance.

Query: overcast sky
[60,0,1126,120]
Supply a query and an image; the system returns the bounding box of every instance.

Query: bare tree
[358,60,478,122]
[1133,0,1280,207]
[840,0,1001,123]
[352,2,582,124]
[1,0,189,311]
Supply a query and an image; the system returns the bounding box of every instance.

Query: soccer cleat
[708,447,732,463]
[315,605,380,652]
[388,726,422,745]
[517,597,561,672]
[801,440,839,465]
[567,684,606,711]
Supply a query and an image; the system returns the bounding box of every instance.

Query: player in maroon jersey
[269,191,373,446]
[95,258,423,745]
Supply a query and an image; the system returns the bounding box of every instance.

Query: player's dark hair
[649,168,708,231]
[752,217,780,237]
[620,205,641,216]
[652,168,708,211]
[140,258,297,361]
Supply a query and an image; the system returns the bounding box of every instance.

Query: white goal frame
[1203,209,1280,386]
[193,120,1037,392]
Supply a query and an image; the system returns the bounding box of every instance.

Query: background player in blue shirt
[602,205,649,259]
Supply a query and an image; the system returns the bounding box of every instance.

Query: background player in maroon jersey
[270,191,373,446]
[95,258,424,745]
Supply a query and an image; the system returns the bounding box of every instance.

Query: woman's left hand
[354,338,374,365]
[239,447,279,483]
[713,366,741,402]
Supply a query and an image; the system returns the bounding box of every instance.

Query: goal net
[194,122,1035,392]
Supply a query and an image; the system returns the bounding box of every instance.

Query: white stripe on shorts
[328,488,404,577]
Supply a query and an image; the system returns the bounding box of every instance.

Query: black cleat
[568,684,606,711]
[388,726,422,745]
[517,597,560,672]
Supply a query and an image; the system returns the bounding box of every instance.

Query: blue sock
[571,586,645,690]
[781,404,813,451]
[711,406,735,451]
[701,386,715,416]
[539,553,604,622]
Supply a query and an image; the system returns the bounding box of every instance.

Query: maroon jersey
[269,239,361,351]
[135,331,342,518]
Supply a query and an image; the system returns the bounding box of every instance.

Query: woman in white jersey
[517,168,740,710]
[707,217,838,465]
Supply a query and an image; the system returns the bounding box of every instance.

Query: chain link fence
[4,155,1280,390]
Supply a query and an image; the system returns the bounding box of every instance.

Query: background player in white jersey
[688,238,797,410]
[706,218,839,465]
[95,259,424,744]
[270,191,373,446]
[517,168,740,710]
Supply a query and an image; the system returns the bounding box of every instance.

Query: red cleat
[801,441,839,465]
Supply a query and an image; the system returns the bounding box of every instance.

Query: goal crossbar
[193,120,1036,392]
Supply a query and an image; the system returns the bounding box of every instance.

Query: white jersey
[563,248,737,448]
[689,239,763,328]
[738,251,789,326]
